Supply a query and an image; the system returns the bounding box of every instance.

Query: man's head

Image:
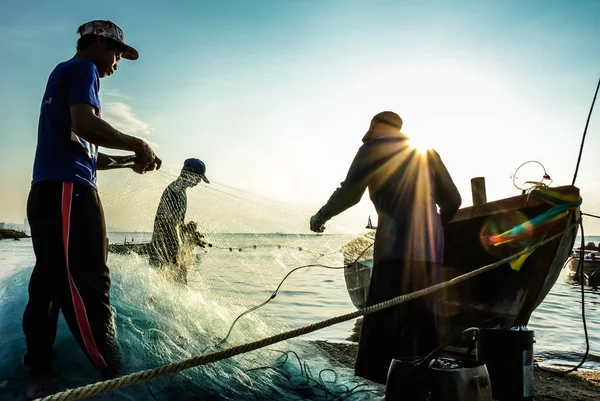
[76,20,139,78]
[362,111,403,143]
[180,158,210,188]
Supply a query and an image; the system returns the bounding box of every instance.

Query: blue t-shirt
[32,59,101,188]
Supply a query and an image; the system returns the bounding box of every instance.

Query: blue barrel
[476,328,535,401]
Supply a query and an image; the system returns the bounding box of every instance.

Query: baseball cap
[77,20,139,60]
[182,158,210,183]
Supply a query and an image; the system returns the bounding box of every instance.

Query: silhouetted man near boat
[310,111,462,384]
[149,158,209,284]
[24,20,161,399]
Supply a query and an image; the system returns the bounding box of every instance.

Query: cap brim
[121,44,139,60]
[182,167,209,183]
[101,34,139,60]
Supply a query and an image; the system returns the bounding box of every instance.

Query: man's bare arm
[71,103,142,151]
[70,103,161,171]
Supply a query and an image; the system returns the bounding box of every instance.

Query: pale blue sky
[1,0,599,233]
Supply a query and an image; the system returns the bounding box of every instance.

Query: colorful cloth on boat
[482,188,582,271]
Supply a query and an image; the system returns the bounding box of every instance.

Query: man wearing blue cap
[149,158,209,284]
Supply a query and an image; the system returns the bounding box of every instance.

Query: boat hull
[344,259,373,310]
[343,186,580,340]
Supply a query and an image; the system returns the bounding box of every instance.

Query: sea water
[0,233,597,400]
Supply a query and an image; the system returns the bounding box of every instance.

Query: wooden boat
[108,226,207,256]
[342,179,581,340]
[108,242,152,255]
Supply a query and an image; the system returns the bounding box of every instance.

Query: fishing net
[0,164,380,400]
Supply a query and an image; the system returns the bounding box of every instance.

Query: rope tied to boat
[34,221,579,401]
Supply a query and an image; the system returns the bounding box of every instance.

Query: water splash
[0,254,373,400]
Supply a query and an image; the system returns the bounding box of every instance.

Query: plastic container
[476,328,535,400]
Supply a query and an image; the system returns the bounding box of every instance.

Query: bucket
[385,357,493,401]
[476,328,535,401]
[428,358,493,401]
[385,357,429,401]
[385,328,493,401]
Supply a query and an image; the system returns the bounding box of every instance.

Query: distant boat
[0,227,29,240]
[566,250,600,285]
[108,242,152,255]
[108,232,206,256]
[342,183,581,341]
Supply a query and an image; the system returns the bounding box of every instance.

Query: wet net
[0,165,379,400]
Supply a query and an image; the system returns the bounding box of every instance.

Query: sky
[0,0,599,234]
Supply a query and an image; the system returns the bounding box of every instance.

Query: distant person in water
[23,20,161,400]
[149,158,209,284]
[309,111,461,385]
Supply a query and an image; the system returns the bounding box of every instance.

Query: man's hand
[310,214,326,233]
[131,140,162,173]
[130,156,162,174]
[193,232,207,247]
[130,159,145,174]
[186,221,199,232]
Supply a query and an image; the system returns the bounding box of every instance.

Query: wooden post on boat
[471,177,487,206]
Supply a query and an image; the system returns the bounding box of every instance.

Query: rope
[109,241,341,258]
[572,77,600,186]
[35,223,576,401]
[512,160,552,192]
[244,350,372,399]
[569,220,590,371]
[206,243,374,352]
[581,212,600,219]
[208,243,340,257]
[206,263,347,353]
[539,219,590,374]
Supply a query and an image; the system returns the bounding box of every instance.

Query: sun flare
[407,136,431,155]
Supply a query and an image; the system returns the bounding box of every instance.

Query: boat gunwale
[449,185,580,223]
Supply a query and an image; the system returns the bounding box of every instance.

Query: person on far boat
[23,20,161,400]
[148,158,209,284]
[309,111,462,385]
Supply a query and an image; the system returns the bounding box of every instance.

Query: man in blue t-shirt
[24,20,162,399]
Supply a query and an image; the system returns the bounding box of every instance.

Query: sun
[407,136,431,155]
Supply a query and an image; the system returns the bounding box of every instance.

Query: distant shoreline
[0,229,29,240]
